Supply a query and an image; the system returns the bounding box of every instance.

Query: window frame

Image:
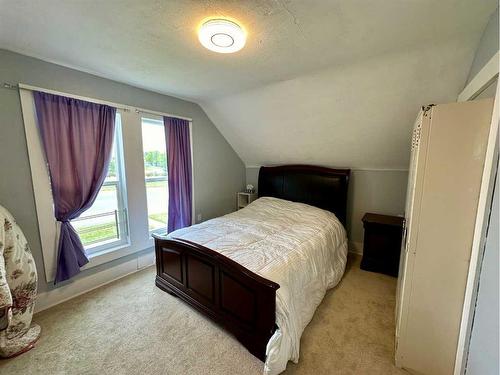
[141,115,169,236]
[19,84,193,283]
[75,113,129,256]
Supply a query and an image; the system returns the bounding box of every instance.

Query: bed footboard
[153,236,280,361]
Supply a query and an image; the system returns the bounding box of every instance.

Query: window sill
[81,239,153,271]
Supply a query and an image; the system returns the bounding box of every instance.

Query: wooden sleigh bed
[153,165,350,361]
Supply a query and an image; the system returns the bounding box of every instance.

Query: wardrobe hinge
[422,104,435,117]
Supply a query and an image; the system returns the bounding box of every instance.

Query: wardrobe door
[395,108,431,349]
[397,100,493,375]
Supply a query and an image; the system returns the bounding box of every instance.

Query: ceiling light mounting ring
[198,18,246,53]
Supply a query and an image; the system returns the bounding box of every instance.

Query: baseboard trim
[348,241,363,255]
[35,250,155,314]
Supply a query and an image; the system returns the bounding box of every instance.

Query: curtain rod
[3,82,193,122]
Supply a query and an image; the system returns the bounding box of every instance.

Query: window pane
[146,179,168,231]
[72,184,119,246]
[106,137,118,182]
[141,117,168,232]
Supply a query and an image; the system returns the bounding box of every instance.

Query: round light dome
[198,19,246,53]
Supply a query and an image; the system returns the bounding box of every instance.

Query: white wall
[463,7,499,374]
[466,165,499,374]
[246,166,407,252]
[202,37,477,170]
[466,7,499,85]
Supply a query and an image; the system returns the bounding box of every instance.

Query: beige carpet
[0,254,406,374]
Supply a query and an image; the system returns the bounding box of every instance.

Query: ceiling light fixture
[198,19,246,53]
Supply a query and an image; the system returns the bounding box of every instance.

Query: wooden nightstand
[237,192,257,210]
[361,213,404,277]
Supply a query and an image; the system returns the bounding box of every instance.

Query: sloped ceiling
[200,37,480,169]
[0,0,497,168]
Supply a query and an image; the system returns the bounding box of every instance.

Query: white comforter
[167,197,348,374]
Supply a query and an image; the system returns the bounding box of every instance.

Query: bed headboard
[258,165,350,226]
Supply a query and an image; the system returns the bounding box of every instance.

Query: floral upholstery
[0,205,40,358]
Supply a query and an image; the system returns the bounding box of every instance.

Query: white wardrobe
[395,99,494,375]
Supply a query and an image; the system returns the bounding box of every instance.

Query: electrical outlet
[197,213,202,222]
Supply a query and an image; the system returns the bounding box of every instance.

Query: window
[141,117,168,233]
[71,113,128,254]
[21,87,195,282]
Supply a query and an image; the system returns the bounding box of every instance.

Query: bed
[153,165,350,374]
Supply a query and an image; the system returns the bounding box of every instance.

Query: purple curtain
[34,92,116,283]
[164,116,192,233]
